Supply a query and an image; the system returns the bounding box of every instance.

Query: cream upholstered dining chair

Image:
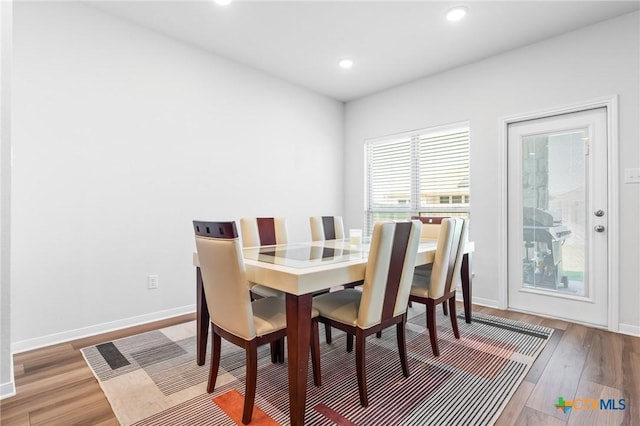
[309,215,360,344]
[310,216,345,241]
[193,220,321,424]
[411,216,450,314]
[240,217,288,247]
[240,217,288,300]
[409,218,467,357]
[411,216,448,240]
[312,220,422,407]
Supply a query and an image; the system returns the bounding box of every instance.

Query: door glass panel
[521,130,587,296]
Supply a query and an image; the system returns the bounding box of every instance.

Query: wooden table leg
[461,252,473,324]
[196,266,210,366]
[285,293,313,426]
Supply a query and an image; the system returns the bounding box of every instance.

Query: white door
[507,108,608,326]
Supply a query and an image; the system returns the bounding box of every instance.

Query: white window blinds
[418,128,470,209]
[367,137,412,211]
[365,124,470,233]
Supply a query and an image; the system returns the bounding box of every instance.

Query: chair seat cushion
[251,297,319,337]
[410,269,431,298]
[312,288,362,327]
[251,284,285,299]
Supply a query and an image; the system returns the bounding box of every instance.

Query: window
[365,123,470,234]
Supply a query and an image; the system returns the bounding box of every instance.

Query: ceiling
[90,1,640,102]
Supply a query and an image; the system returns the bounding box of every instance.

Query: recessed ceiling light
[214,0,232,6]
[446,6,467,22]
[338,59,354,69]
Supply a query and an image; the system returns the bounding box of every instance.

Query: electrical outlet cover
[148,275,159,289]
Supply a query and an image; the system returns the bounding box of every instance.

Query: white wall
[344,12,640,332]
[11,2,344,350]
[0,0,15,400]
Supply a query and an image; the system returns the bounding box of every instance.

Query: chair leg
[270,341,279,364]
[324,323,332,344]
[346,333,354,353]
[396,317,409,378]
[207,331,222,393]
[448,296,460,339]
[442,301,448,316]
[376,331,382,338]
[278,338,285,363]
[311,319,322,386]
[242,341,258,425]
[426,299,440,357]
[355,329,369,407]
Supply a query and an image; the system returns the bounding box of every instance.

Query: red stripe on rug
[213,390,280,426]
[315,403,358,426]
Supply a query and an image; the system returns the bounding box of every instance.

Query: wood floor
[1,306,638,425]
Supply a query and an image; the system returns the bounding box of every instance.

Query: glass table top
[243,241,368,269]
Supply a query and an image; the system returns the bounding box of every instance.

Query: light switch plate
[624,168,640,184]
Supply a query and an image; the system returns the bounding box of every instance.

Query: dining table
[193,237,474,425]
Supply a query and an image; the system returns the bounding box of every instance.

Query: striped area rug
[81,306,553,425]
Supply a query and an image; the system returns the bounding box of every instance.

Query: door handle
[594,225,605,232]
[594,210,605,217]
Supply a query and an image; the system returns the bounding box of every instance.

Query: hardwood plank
[495,381,536,426]
[13,343,75,362]
[515,406,567,426]
[3,376,102,417]
[621,350,640,425]
[15,355,90,388]
[12,362,24,376]
[29,389,116,425]
[11,344,77,383]
[13,361,93,396]
[0,410,30,426]
[626,331,640,354]
[525,328,564,384]
[567,380,626,426]
[540,317,569,331]
[582,328,624,390]
[515,312,545,326]
[526,323,593,420]
[495,310,530,322]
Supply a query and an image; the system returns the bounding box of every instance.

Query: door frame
[498,96,619,332]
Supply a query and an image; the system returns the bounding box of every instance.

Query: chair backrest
[411,216,449,240]
[310,216,345,241]
[357,220,422,329]
[428,218,467,298]
[193,221,256,340]
[240,217,288,247]
[448,218,468,293]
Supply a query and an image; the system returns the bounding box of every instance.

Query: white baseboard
[453,288,501,310]
[618,323,640,337]
[12,304,196,354]
[464,298,640,336]
[0,379,16,400]
[499,307,639,336]
[468,296,501,309]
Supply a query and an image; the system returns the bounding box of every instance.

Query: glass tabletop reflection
[243,240,369,269]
